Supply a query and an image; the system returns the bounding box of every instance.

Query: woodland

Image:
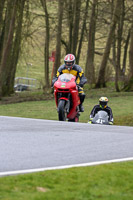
[0,0,133,97]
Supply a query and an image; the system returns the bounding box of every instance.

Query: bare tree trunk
[68,0,73,53]
[0,0,5,34]
[124,24,133,91]
[72,0,81,56]
[8,0,25,93]
[54,0,64,76]
[116,0,125,75]
[122,28,130,74]
[0,0,6,63]
[95,0,122,88]
[76,0,90,64]
[112,33,116,70]
[129,26,133,79]
[0,0,17,96]
[85,0,97,84]
[41,0,50,88]
[0,0,26,96]
[115,0,125,92]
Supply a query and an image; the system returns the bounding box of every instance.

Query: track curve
[0,116,133,176]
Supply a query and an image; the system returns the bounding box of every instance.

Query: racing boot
[79,93,85,112]
[79,104,84,112]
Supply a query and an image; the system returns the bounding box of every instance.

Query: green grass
[0,89,133,126]
[0,100,57,120]
[0,162,133,200]
[0,89,133,199]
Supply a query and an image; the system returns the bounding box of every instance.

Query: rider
[88,97,114,124]
[52,54,87,112]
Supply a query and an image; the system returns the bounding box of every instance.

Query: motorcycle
[91,110,110,125]
[54,73,80,122]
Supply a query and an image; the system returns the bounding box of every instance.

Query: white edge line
[0,157,133,177]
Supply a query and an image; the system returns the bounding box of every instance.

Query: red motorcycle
[54,73,80,122]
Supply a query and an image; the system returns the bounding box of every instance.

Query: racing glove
[51,77,58,87]
[88,118,93,124]
[109,121,113,125]
[76,84,82,90]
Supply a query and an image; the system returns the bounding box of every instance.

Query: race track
[0,116,133,176]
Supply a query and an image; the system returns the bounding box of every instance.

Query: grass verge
[0,89,133,126]
[0,88,133,199]
[0,161,133,200]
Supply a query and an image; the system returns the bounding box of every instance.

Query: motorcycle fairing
[54,74,80,121]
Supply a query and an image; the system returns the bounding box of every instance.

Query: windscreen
[96,111,108,118]
[59,73,75,82]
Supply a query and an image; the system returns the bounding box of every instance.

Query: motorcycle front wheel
[58,100,67,121]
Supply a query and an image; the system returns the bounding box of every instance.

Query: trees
[0,0,133,97]
[41,0,50,87]
[95,0,123,88]
[62,0,86,62]
[54,0,64,76]
[124,23,133,91]
[72,0,81,56]
[128,24,133,90]
[85,0,97,84]
[0,0,6,60]
[76,0,90,64]
[0,0,25,97]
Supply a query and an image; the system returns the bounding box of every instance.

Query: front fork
[65,100,70,113]
[58,93,71,113]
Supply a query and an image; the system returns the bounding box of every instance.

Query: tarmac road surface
[0,116,133,176]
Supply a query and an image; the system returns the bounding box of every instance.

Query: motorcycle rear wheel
[58,100,67,121]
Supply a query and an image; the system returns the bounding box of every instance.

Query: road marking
[0,157,133,177]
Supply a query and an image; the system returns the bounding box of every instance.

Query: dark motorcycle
[54,73,80,122]
[91,110,110,125]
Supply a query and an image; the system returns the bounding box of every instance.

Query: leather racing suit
[90,104,114,123]
[52,64,87,111]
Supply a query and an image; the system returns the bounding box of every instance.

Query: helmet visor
[65,61,73,66]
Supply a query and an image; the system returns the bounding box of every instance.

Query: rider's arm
[88,105,97,123]
[52,65,64,87]
[79,74,87,87]
[56,68,61,78]
[51,77,58,87]
[78,70,87,87]
[56,64,65,78]
[75,65,87,87]
[108,107,114,123]
[90,105,98,119]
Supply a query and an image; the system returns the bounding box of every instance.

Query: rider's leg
[78,87,85,112]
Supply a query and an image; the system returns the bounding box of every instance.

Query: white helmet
[99,97,108,108]
[64,54,75,70]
